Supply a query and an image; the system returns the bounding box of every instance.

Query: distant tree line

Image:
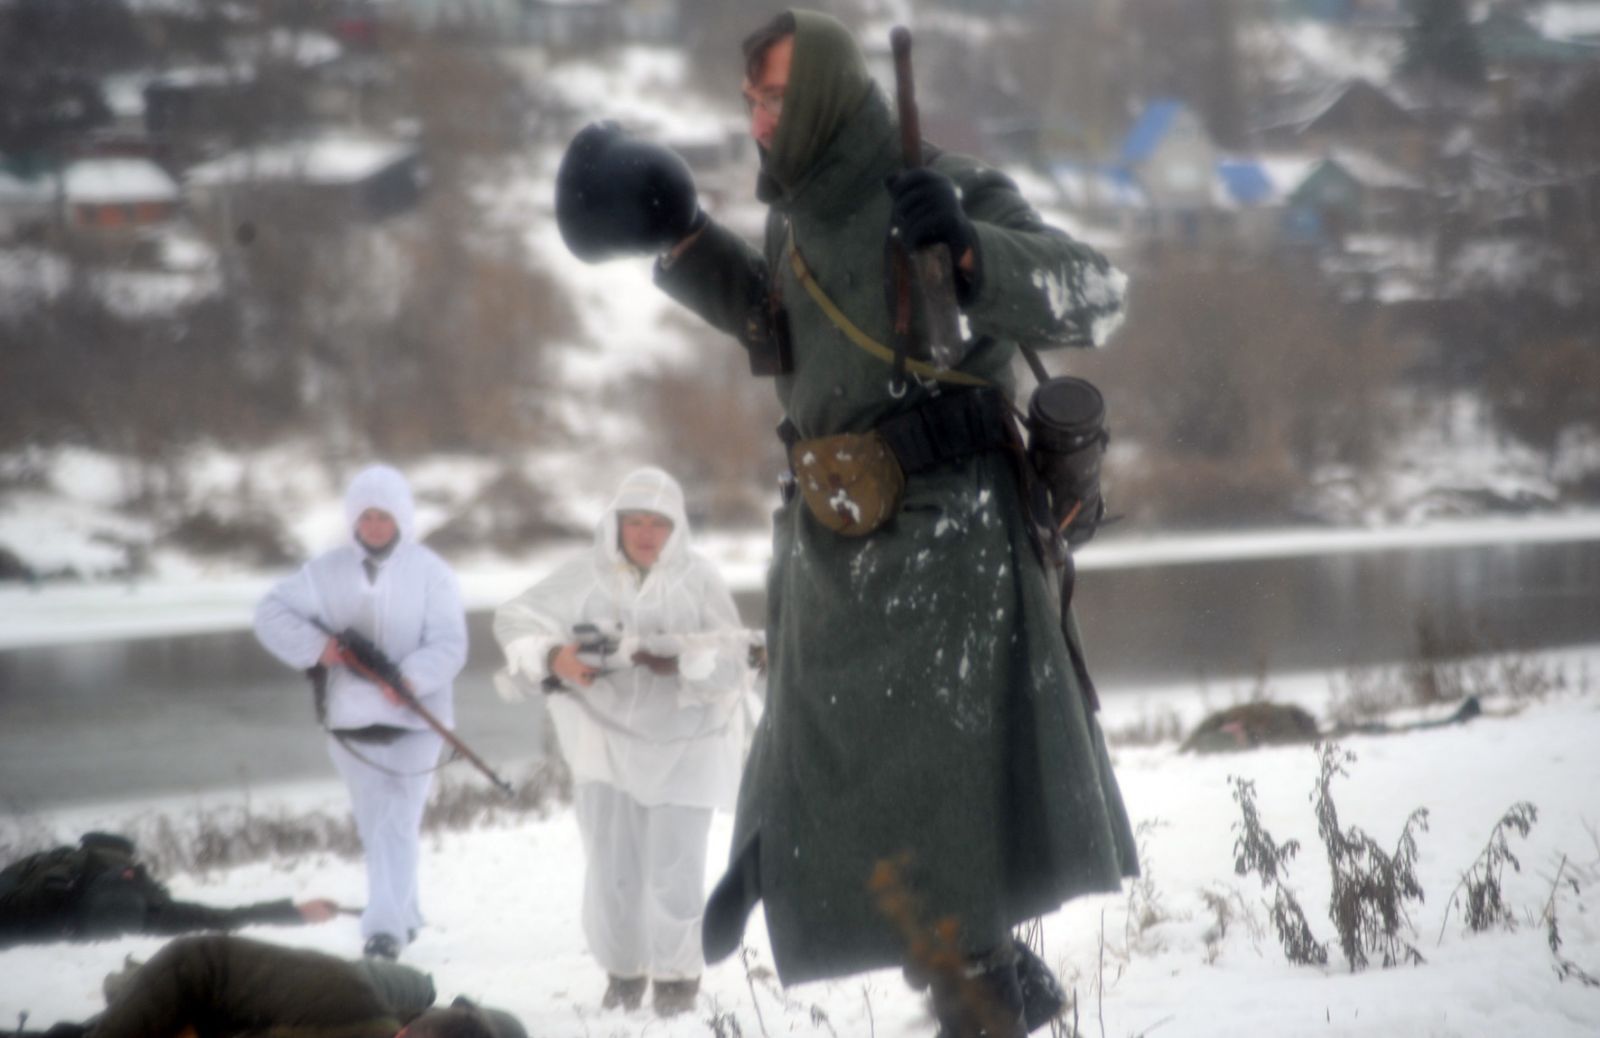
[0,5,572,477]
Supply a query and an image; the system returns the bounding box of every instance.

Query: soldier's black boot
[1012,938,1068,1031]
[930,951,1026,1038]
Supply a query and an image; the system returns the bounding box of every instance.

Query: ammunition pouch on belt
[788,431,905,537]
[781,390,1013,537]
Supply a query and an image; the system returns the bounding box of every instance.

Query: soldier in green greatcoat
[554,9,1137,1035]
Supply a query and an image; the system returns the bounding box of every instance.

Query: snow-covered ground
[3,654,1597,1037]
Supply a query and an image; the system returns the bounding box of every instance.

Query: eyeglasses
[742,90,784,119]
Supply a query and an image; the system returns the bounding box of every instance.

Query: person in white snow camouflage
[253,464,468,962]
[493,467,750,1018]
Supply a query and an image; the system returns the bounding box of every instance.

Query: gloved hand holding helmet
[555,121,706,263]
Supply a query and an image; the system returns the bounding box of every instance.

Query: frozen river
[3,529,1598,809]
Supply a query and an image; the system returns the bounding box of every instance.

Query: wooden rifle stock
[313,619,516,798]
[890,25,965,371]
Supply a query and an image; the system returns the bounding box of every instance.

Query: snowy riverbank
[3,659,1598,1037]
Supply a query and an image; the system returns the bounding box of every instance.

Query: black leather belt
[331,724,411,745]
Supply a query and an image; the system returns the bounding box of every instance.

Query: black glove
[555,121,705,263]
[885,167,977,259]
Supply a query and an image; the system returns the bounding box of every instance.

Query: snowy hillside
[6,6,1600,583]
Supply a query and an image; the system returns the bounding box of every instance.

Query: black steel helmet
[554,120,699,263]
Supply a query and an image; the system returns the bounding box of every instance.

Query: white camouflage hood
[595,466,689,571]
[343,464,417,549]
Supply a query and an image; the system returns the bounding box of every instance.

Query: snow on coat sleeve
[937,154,1128,350]
[396,555,467,694]
[253,567,329,671]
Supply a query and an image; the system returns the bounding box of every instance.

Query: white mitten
[641,633,684,658]
[613,634,641,665]
[493,668,531,704]
[503,635,555,680]
[678,648,716,682]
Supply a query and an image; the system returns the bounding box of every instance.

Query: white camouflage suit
[253,465,468,947]
[495,467,749,983]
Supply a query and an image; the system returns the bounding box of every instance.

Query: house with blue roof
[1120,100,1218,210]
[1114,99,1224,245]
[1058,97,1407,253]
[1215,157,1290,247]
[1082,98,1244,248]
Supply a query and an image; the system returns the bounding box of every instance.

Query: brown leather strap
[786,226,988,388]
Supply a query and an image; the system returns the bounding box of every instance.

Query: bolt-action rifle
[539,622,765,692]
[309,618,515,797]
[890,25,964,371]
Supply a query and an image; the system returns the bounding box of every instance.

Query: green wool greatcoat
[655,17,1137,986]
[89,935,436,1038]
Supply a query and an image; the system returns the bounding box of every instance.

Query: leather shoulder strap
[786,226,988,388]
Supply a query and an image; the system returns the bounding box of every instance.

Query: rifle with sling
[890,25,965,372]
[307,617,515,797]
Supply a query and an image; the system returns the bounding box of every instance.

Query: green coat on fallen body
[87,934,435,1038]
[654,10,1139,985]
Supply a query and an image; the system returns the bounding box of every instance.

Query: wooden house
[183,134,422,226]
[1256,79,1430,175]
[61,157,180,233]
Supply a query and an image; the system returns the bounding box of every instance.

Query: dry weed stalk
[1198,886,1262,965]
[1122,819,1170,955]
[1096,907,1107,1038]
[1541,847,1600,989]
[1312,743,1429,970]
[734,943,836,1037]
[3,762,570,882]
[1436,801,1538,942]
[708,1005,746,1037]
[1229,775,1328,966]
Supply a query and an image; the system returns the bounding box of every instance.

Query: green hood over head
[763,9,876,194]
